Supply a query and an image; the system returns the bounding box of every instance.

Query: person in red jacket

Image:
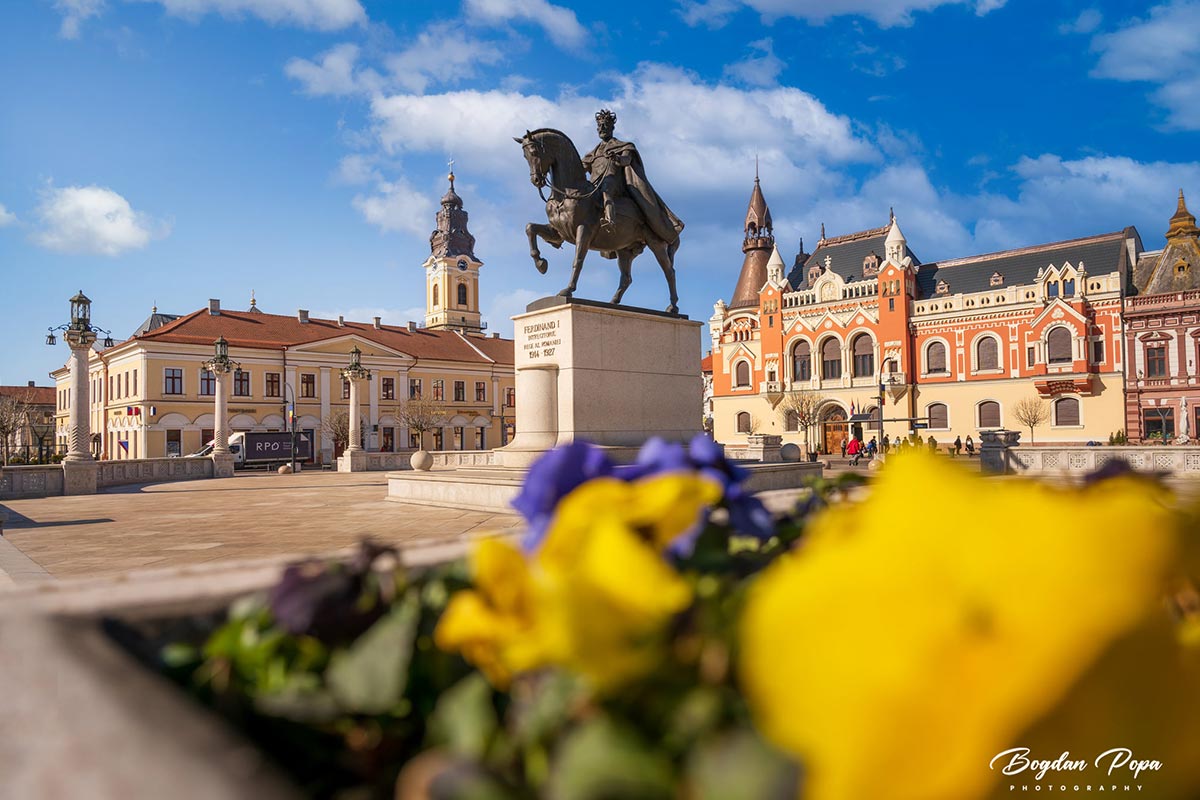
[847,436,863,465]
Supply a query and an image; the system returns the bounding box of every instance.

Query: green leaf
[684,728,799,800]
[548,716,675,800]
[326,590,420,714]
[429,672,498,760]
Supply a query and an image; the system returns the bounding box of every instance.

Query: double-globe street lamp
[45,291,114,462]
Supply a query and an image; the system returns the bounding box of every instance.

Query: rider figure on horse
[582,109,684,246]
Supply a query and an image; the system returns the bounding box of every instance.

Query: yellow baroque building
[51,170,516,463]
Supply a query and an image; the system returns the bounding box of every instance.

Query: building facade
[710,179,1142,451]
[1124,191,1200,442]
[0,382,56,463]
[51,173,516,462]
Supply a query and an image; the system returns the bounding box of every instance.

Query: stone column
[347,377,362,453]
[62,332,99,495]
[210,368,235,478]
[338,372,368,472]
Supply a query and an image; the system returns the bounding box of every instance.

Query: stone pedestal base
[743,434,783,463]
[211,453,235,479]
[979,429,1021,475]
[62,459,99,496]
[338,450,368,473]
[494,297,703,468]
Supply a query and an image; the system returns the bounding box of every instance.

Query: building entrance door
[822,408,848,455]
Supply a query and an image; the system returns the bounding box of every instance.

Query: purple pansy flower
[512,440,615,551]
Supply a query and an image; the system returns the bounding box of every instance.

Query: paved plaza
[0,470,522,587]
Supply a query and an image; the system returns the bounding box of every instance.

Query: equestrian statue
[515,109,685,314]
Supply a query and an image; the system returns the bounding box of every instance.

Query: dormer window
[936,280,950,296]
[808,266,822,286]
[989,272,1004,287]
[1177,259,1190,275]
[1061,278,1075,297]
[1047,282,1059,298]
[862,252,880,277]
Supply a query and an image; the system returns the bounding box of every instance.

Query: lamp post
[339,346,371,472]
[45,291,114,494]
[204,336,239,476]
[283,381,299,474]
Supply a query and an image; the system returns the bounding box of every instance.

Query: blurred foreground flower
[438,472,720,690]
[740,452,1195,800]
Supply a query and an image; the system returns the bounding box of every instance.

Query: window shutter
[736,362,750,386]
[1047,328,1072,363]
[927,342,946,372]
[737,412,751,433]
[977,337,998,370]
[928,403,948,429]
[979,401,1001,428]
[1055,398,1080,426]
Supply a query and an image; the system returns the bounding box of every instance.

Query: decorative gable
[990,272,1004,287]
[862,251,880,278]
[935,279,950,296]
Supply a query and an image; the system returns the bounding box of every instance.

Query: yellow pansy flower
[740,452,1179,800]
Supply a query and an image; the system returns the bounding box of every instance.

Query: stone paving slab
[0,470,520,587]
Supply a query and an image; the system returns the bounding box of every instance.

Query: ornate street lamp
[45,291,115,463]
[204,337,241,458]
[340,346,372,458]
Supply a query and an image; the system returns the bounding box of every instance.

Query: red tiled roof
[136,309,514,365]
[700,353,713,373]
[0,385,55,405]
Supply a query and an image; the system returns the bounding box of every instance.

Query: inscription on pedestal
[521,320,561,361]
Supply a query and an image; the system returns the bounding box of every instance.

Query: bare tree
[394,397,449,451]
[778,390,826,457]
[1012,396,1050,445]
[321,410,352,452]
[0,395,30,466]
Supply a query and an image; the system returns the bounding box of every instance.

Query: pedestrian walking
[953,435,962,457]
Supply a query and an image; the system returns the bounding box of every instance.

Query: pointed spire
[755,154,759,181]
[744,173,772,239]
[890,206,895,223]
[732,173,775,306]
[248,290,262,313]
[885,213,907,264]
[431,164,476,259]
[820,222,826,241]
[151,300,157,314]
[1167,188,1198,241]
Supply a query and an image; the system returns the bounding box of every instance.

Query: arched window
[784,410,799,432]
[1061,278,1075,297]
[926,341,947,373]
[1054,397,1080,426]
[821,338,841,380]
[457,283,468,306]
[852,333,874,377]
[432,284,440,307]
[792,341,811,381]
[735,361,751,387]
[975,336,999,371]
[1047,281,1060,298]
[978,401,1001,429]
[927,403,948,429]
[736,412,751,433]
[1046,327,1072,364]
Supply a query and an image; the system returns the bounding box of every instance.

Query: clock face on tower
[456,259,468,271]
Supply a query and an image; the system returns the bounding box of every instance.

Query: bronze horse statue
[515,128,682,314]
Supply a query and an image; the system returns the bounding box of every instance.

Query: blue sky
[2,0,1199,384]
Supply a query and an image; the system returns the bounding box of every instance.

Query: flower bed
[138,436,1200,799]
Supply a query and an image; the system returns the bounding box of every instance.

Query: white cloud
[352,177,435,237]
[33,185,168,256]
[333,153,380,185]
[1090,1,1200,129]
[723,38,786,87]
[463,0,587,48]
[0,204,16,227]
[482,288,540,337]
[368,63,875,193]
[384,22,506,93]
[677,0,1005,28]
[1059,8,1102,35]
[285,43,379,96]
[134,0,365,30]
[55,0,105,39]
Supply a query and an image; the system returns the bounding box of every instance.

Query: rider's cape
[587,139,684,247]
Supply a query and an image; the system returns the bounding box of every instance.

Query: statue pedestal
[494,297,704,468]
[211,453,235,479]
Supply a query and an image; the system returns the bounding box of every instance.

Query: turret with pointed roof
[429,169,476,260]
[1133,188,1200,295]
[730,174,775,308]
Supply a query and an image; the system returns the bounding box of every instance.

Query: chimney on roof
[373,316,382,330]
[491,332,499,339]
[337,315,345,327]
[208,299,221,316]
[407,321,417,332]
[298,309,309,324]
[28,380,35,387]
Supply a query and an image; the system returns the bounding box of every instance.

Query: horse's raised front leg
[648,238,680,314]
[612,249,634,305]
[561,223,596,298]
[526,222,562,275]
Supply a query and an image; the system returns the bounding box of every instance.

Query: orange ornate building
[710,178,1137,451]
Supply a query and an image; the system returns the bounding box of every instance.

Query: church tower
[423,164,484,332]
